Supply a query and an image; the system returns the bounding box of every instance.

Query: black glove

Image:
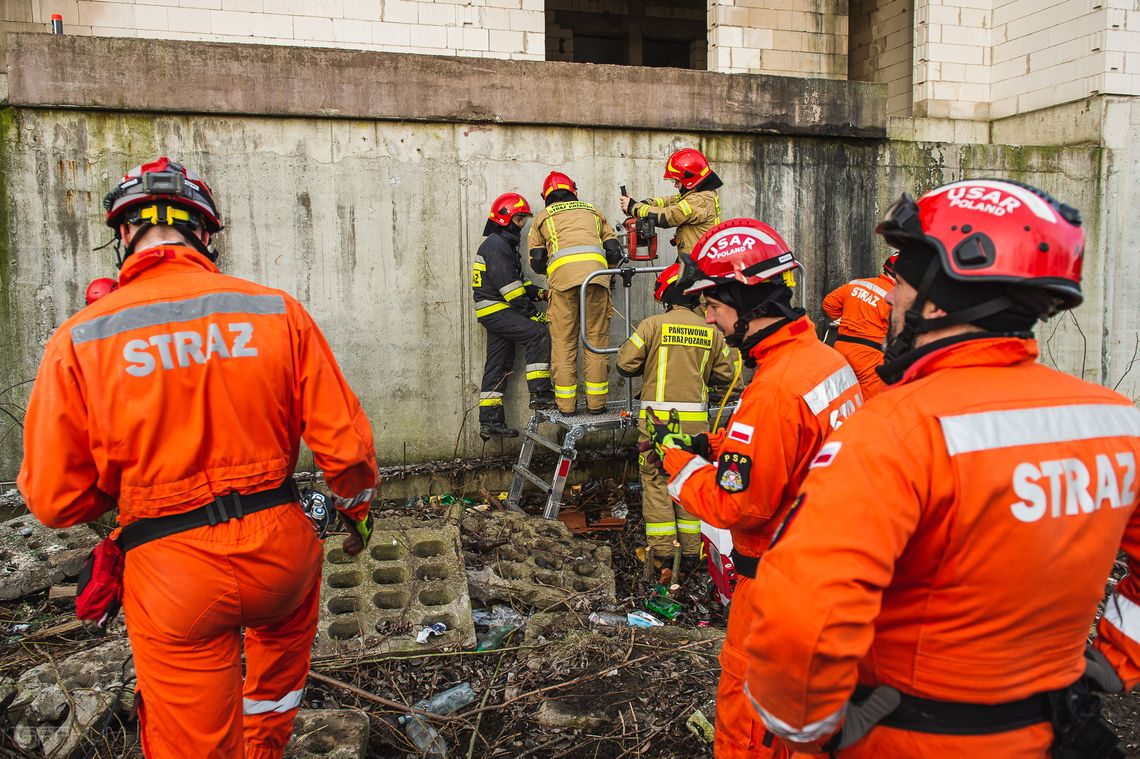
[1084,645,1124,693]
[340,511,373,556]
[603,238,623,267]
[647,412,711,461]
[828,686,901,751]
[529,247,548,275]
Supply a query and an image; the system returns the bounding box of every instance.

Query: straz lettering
[946,186,1023,217]
[1010,452,1136,523]
[123,322,258,377]
[851,287,880,307]
[828,398,861,430]
[661,324,713,349]
[703,234,758,260]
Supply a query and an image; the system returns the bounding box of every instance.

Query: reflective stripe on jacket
[741,336,1140,754]
[616,305,739,423]
[18,245,378,526]
[471,227,538,319]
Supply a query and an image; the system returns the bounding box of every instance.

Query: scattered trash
[587,611,629,627]
[471,605,525,630]
[399,683,478,758]
[475,624,516,652]
[686,709,715,743]
[611,501,629,519]
[415,622,447,644]
[645,586,682,620]
[17,527,32,537]
[697,620,711,628]
[626,611,663,628]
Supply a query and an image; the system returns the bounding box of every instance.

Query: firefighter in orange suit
[821,255,897,398]
[620,148,723,261]
[646,218,863,758]
[18,157,379,759]
[617,263,739,575]
[741,179,1140,758]
[528,171,623,414]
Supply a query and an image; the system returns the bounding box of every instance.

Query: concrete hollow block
[314,517,475,659]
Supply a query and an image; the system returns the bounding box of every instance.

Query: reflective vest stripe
[802,365,860,415]
[667,455,712,502]
[656,346,669,403]
[676,519,702,534]
[628,333,645,349]
[479,391,504,407]
[641,400,709,414]
[850,279,889,298]
[939,403,1140,456]
[526,369,551,380]
[1103,592,1140,646]
[243,688,303,715]
[547,252,607,276]
[554,385,577,398]
[586,381,608,395]
[475,301,511,318]
[645,521,678,536]
[640,409,708,423]
[72,292,286,345]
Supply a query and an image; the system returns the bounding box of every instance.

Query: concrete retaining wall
[0,34,1118,479]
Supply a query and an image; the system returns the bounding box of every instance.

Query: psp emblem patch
[717,452,752,493]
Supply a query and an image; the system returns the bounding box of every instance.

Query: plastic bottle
[399,683,478,758]
[476,624,515,652]
[588,611,628,627]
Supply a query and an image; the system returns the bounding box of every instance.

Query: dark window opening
[546,0,707,70]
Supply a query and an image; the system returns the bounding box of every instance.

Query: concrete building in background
[0,0,1137,478]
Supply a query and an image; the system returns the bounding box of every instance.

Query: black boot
[480,421,519,439]
[680,555,704,577]
[529,391,556,410]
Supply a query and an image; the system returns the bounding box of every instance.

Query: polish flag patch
[727,422,754,445]
[809,441,843,469]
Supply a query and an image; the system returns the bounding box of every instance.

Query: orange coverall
[821,275,893,398]
[18,244,378,759]
[742,336,1140,757]
[664,317,863,758]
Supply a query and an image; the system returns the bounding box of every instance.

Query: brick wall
[3,0,545,60]
[913,0,993,120]
[849,0,912,116]
[708,0,848,79]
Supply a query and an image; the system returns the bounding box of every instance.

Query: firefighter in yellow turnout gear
[529,171,623,414]
[618,264,739,566]
[620,148,722,261]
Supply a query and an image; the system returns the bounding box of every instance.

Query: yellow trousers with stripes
[638,420,705,556]
[548,283,611,413]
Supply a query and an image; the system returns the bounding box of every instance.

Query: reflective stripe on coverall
[528,201,616,413]
[663,317,862,759]
[741,337,1140,758]
[821,275,893,399]
[616,305,739,555]
[18,245,379,758]
[634,189,721,259]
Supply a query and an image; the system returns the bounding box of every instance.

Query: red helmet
[103,156,223,233]
[664,148,711,191]
[683,218,800,295]
[85,277,118,305]
[487,192,532,227]
[883,253,899,276]
[876,178,1084,310]
[654,263,682,302]
[542,171,577,200]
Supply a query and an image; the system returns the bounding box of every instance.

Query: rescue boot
[529,391,556,410]
[680,555,704,578]
[588,406,607,415]
[479,421,519,440]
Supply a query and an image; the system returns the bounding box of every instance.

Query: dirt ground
[1,485,1139,758]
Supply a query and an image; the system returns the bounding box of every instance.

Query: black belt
[119,481,300,552]
[853,684,1051,736]
[836,334,884,351]
[730,549,760,579]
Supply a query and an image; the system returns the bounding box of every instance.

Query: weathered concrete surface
[8,637,134,757]
[0,38,1118,480]
[0,513,100,600]
[6,34,886,139]
[463,511,616,609]
[315,514,475,659]
[284,709,369,759]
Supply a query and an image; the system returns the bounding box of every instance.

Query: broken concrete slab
[284,709,369,759]
[8,637,134,757]
[463,512,616,611]
[0,514,100,601]
[314,516,475,659]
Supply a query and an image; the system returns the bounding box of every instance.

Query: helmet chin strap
[723,287,804,367]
